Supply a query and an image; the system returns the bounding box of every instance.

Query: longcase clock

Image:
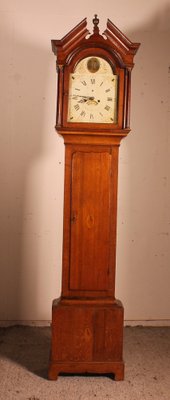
[49,15,140,380]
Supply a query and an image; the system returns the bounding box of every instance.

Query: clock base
[48,360,124,381]
[48,298,124,380]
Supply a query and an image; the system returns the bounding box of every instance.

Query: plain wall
[0,0,170,325]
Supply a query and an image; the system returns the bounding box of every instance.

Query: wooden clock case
[48,16,140,380]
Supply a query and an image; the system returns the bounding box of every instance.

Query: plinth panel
[49,299,124,380]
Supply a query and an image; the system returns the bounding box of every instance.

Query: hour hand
[78,98,87,103]
[72,95,94,101]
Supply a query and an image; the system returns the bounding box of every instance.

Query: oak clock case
[49,16,140,381]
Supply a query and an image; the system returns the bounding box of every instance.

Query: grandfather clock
[49,15,140,380]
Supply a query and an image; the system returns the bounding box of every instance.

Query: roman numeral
[105,88,111,93]
[80,111,86,117]
[90,113,94,119]
[81,80,87,86]
[75,88,80,91]
[100,81,104,86]
[72,95,78,100]
[105,105,110,111]
[74,104,80,111]
[107,97,113,101]
[91,78,95,84]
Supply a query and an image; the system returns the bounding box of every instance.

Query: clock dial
[67,57,118,124]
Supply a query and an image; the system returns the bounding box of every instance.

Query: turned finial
[93,14,99,34]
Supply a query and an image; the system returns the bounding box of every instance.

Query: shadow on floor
[0,325,116,380]
[0,326,51,379]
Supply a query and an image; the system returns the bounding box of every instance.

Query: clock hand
[72,95,95,100]
[86,99,98,105]
[78,97,95,104]
[72,95,99,105]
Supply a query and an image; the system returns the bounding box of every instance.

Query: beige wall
[0,0,170,325]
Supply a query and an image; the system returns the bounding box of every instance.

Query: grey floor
[0,326,170,400]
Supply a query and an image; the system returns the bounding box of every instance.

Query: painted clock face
[67,56,118,124]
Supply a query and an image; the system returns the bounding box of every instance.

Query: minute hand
[72,95,95,100]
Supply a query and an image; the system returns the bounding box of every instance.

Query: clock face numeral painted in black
[68,71,118,123]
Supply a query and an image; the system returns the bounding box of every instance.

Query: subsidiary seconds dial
[67,57,118,124]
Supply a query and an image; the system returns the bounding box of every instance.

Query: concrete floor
[0,326,170,400]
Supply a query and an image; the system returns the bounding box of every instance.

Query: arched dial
[67,56,118,124]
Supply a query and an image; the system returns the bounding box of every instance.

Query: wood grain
[70,151,111,291]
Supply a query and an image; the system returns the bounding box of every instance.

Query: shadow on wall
[0,5,170,328]
[116,4,170,319]
[0,13,63,323]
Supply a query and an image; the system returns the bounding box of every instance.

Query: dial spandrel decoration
[67,56,118,124]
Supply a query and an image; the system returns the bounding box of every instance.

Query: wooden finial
[93,14,99,34]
